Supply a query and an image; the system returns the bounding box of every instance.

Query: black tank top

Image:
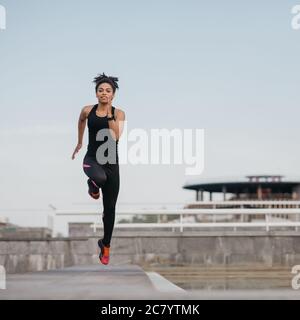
[86,104,119,164]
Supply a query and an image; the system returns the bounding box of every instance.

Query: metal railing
[55,205,300,232]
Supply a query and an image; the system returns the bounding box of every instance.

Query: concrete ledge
[146,272,186,293]
[3,229,300,241]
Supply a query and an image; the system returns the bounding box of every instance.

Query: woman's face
[96,82,114,104]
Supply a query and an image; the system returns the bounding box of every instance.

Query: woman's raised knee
[93,172,107,188]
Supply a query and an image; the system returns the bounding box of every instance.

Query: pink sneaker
[88,190,100,199]
[87,179,101,200]
[98,239,110,265]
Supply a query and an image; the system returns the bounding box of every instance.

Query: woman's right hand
[71,143,82,160]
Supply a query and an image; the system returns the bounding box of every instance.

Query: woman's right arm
[71,106,89,160]
[78,106,88,144]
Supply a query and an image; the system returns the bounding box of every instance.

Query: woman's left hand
[106,97,113,117]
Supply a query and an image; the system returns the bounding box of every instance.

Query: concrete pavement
[1,264,300,300]
[0,264,186,300]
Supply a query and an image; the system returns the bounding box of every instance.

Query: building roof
[183,175,300,193]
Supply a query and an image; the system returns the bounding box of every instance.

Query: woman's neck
[97,102,109,111]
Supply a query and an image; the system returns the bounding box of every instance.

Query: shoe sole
[87,180,100,199]
[88,191,100,199]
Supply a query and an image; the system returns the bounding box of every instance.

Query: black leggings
[83,154,120,246]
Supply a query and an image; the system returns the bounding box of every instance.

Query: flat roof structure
[183,175,300,201]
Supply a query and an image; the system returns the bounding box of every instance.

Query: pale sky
[1,0,300,235]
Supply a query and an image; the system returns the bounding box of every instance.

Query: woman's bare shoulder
[83,104,94,112]
[114,107,125,119]
[82,104,94,116]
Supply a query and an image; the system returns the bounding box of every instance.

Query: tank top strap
[87,104,97,119]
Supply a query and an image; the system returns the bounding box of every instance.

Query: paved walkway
[1,264,299,300]
[0,265,186,300]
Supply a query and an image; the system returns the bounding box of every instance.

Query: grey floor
[0,264,299,300]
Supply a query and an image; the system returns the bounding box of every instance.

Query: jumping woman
[71,73,125,265]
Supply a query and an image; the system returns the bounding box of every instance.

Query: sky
[1,0,300,235]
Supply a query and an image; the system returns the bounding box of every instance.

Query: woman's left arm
[107,107,126,141]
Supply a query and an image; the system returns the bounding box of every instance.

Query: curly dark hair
[93,73,119,93]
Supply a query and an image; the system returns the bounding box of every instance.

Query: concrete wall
[0,227,52,239]
[1,231,300,273]
[0,240,74,273]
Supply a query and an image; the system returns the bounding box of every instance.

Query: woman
[71,73,125,265]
